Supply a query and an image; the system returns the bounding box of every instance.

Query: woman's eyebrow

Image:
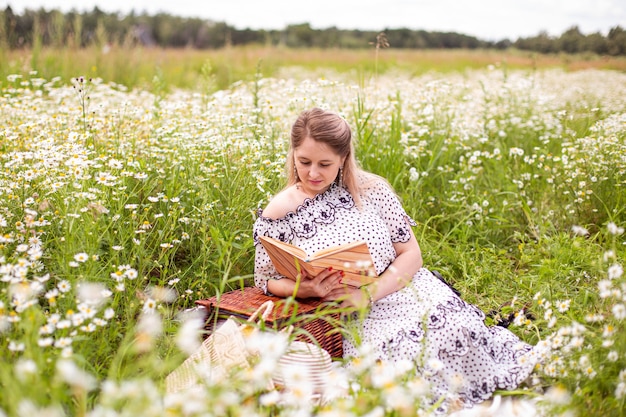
[297,157,334,163]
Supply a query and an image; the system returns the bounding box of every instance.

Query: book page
[259,236,377,287]
[259,236,307,260]
[308,240,369,260]
[306,244,377,287]
[259,236,309,280]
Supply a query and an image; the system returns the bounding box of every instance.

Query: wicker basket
[196,287,343,358]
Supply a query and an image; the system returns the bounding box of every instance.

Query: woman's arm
[367,228,422,300]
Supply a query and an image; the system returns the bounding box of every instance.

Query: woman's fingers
[323,270,344,287]
[309,268,343,297]
[324,287,348,300]
[295,268,345,298]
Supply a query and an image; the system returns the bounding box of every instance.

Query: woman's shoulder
[358,172,395,195]
[260,185,303,220]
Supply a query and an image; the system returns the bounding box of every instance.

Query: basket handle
[246,300,274,323]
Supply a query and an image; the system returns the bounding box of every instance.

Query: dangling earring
[338,166,344,188]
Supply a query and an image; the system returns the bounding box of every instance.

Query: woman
[252,107,537,411]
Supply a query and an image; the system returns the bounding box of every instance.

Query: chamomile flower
[124,268,138,279]
[15,244,28,253]
[175,313,204,355]
[38,337,54,347]
[545,384,571,405]
[557,299,571,313]
[73,252,89,263]
[547,316,558,328]
[104,308,115,319]
[15,359,37,381]
[604,250,616,262]
[584,313,604,323]
[57,280,71,293]
[571,225,589,236]
[142,298,157,313]
[280,364,315,406]
[425,358,444,376]
[8,341,25,351]
[612,303,626,320]
[608,263,623,280]
[148,286,177,303]
[56,359,96,391]
[583,365,597,379]
[607,222,624,235]
[598,279,613,298]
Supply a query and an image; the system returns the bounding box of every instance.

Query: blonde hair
[285,108,374,205]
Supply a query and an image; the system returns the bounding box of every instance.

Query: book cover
[258,236,377,288]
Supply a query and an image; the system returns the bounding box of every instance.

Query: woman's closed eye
[299,161,332,167]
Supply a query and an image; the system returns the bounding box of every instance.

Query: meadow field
[2,46,626,92]
[0,47,625,416]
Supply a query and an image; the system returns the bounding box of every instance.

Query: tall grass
[2,45,626,92]
[0,62,625,416]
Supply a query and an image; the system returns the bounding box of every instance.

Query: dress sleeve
[366,180,417,243]
[252,210,294,294]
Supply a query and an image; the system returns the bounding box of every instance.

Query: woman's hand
[325,286,372,309]
[266,266,344,299]
[297,267,344,298]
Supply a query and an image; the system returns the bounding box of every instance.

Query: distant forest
[3,6,626,56]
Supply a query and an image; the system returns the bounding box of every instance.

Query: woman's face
[294,136,344,196]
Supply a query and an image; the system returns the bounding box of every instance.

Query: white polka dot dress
[253,181,537,411]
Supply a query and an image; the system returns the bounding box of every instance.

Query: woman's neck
[295,182,326,200]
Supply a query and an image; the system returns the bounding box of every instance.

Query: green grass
[0,56,625,416]
[2,45,626,92]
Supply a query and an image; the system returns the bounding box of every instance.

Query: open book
[259,236,377,288]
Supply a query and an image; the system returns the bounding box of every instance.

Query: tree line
[3,6,626,56]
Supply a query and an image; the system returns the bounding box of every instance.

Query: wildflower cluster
[0,67,624,416]
[509,222,626,415]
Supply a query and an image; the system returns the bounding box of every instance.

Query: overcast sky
[5,0,626,41]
